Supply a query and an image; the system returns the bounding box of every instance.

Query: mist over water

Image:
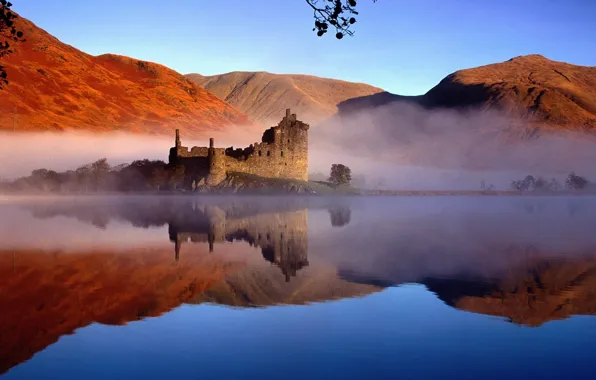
[3,103,596,190]
[310,102,596,189]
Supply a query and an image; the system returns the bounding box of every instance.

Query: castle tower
[277,109,309,181]
[175,129,181,148]
[206,137,226,185]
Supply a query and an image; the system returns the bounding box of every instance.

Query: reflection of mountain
[0,246,245,375]
[342,245,596,327]
[424,257,596,327]
[0,247,377,375]
[1,198,367,374]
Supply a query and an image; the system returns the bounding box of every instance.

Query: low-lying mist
[3,101,596,190]
[0,125,259,180]
[309,101,596,189]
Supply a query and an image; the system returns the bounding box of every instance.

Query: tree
[328,163,352,186]
[168,164,186,190]
[90,158,111,191]
[511,175,536,192]
[1,0,25,89]
[480,180,495,191]
[306,0,377,39]
[149,166,168,191]
[565,172,589,190]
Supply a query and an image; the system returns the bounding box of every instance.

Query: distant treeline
[481,172,593,193]
[0,158,185,193]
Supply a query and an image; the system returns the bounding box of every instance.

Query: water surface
[2,195,596,379]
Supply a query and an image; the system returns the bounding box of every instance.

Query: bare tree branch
[306,0,377,39]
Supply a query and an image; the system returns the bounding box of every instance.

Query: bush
[328,164,352,186]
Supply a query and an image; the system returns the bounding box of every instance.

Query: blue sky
[12,0,596,95]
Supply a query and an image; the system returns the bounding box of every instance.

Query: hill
[337,54,596,131]
[186,71,384,125]
[0,14,256,137]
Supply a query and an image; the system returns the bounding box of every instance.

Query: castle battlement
[169,109,309,186]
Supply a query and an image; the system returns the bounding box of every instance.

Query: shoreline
[3,190,596,199]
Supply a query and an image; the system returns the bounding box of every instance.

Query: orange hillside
[0,14,258,137]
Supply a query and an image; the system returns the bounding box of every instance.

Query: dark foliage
[307,0,377,39]
[565,172,589,190]
[1,0,25,89]
[328,163,352,186]
[0,158,192,193]
[328,206,351,227]
[510,173,586,192]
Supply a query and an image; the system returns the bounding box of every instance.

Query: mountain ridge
[0,13,257,137]
[186,71,385,125]
[337,54,596,131]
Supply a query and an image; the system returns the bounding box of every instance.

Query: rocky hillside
[337,55,596,131]
[0,14,256,136]
[186,71,384,125]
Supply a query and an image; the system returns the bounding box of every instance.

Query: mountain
[186,71,384,125]
[0,14,256,136]
[337,55,596,131]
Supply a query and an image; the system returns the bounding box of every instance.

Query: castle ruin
[169,109,309,186]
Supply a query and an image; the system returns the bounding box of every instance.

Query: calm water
[2,195,596,379]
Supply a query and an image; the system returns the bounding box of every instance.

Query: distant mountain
[0,14,256,136]
[337,54,596,131]
[186,71,384,125]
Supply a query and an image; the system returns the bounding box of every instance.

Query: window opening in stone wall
[266,151,270,157]
[280,151,284,157]
[258,151,262,156]
[287,139,290,143]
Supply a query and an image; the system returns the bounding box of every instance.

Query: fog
[3,102,596,190]
[3,196,596,284]
[0,125,259,180]
[309,101,596,189]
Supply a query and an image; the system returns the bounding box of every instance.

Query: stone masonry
[169,109,309,186]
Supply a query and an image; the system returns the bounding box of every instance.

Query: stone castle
[169,109,309,186]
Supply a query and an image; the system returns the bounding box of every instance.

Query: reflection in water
[169,205,309,282]
[2,196,596,377]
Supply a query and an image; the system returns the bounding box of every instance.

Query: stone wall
[169,109,309,186]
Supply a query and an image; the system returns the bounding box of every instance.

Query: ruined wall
[222,110,309,181]
[169,109,309,184]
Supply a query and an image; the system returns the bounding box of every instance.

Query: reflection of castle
[169,205,309,282]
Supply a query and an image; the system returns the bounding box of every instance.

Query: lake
[1,195,596,379]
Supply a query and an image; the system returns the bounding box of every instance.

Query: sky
[11,0,596,95]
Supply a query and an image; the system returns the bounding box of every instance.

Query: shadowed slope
[0,15,256,137]
[186,71,384,125]
[425,55,596,130]
[337,55,596,131]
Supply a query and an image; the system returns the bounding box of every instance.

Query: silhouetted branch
[306,0,377,39]
[1,0,26,88]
